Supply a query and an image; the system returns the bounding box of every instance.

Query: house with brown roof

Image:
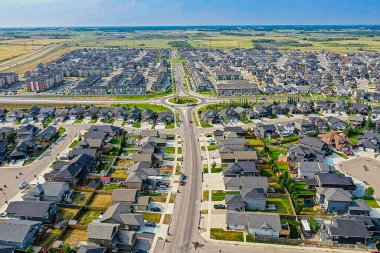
[319,132,353,152]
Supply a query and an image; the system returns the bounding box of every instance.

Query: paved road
[0,35,85,72]
[0,124,85,209]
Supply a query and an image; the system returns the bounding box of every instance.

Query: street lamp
[3,192,7,204]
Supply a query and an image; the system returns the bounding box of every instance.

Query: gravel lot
[340,157,380,196]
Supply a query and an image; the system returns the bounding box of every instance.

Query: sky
[0,0,380,27]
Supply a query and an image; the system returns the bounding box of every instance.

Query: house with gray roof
[296,161,335,178]
[0,220,41,249]
[100,203,145,231]
[222,161,259,177]
[316,187,353,213]
[6,201,58,223]
[77,244,106,253]
[246,213,281,238]
[22,182,71,203]
[328,217,371,244]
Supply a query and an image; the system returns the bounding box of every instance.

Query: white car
[19,181,28,189]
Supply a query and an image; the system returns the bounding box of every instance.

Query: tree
[25,246,34,253]
[309,217,319,233]
[365,112,372,130]
[211,161,216,170]
[365,187,375,198]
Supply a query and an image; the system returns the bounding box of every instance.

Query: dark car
[179,173,186,180]
[151,207,161,212]
[145,222,157,227]
[214,204,226,209]
[179,180,185,186]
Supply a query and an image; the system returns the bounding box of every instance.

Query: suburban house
[316,173,356,191]
[328,216,371,244]
[6,201,58,223]
[316,187,353,213]
[222,161,259,177]
[298,136,331,155]
[246,213,282,238]
[100,203,145,231]
[88,223,136,252]
[296,161,335,178]
[22,182,72,203]
[0,220,41,249]
[319,132,353,152]
[44,153,95,185]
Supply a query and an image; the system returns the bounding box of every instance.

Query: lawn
[132,120,142,128]
[71,191,92,206]
[200,120,213,128]
[203,190,209,201]
[355,197,380,208]
[69,140,80,148]
[203,168,208,173]
[164,147,176,154]
[246,138,262,145]
[277,164,289,172]
[165,122,175,129]
[177,147,182,154]
[168,96,198,104]
[210,228,244,242]
[78,210,101,225]
[109,169,128,179]
[74,118,83,123]
[110,138,120,145]
[169,193,176,203]
[333,150,349,159]
[99,183,123,191]
[207,145,219,151]
[38,229,61,248]
[141,193,168,202]
[163,214,171,224]
[266,197,294,215]
[260,169,276,180]
[114,159,131,167]
[88,194,112,208]
[89,118,98,124]
[211,167,223,173]
[212,190,240,201]
[62,228,88,246]
[294,181,317,195]
[268,149,286,161]
[59,208,79,221]
[138,212,162,223]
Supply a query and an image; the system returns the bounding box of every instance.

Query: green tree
[365,187,375,198]
[25,246,34,253]
[309,217,319,233]
[365,112,372,130]
[211,161,216,170]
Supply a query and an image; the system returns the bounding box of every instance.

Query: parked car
[157,185,167,191]
[150,207,161,212]
[214,204,226,209]
[0,212,7,217]
[179,180,185,186]
[19,181,28,189]
[145,221,157,227]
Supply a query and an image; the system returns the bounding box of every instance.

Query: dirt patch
[340,157,380,196]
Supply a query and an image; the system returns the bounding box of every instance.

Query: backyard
[78,210,101,225]
[62,228,88,247]
[88,194,112,208]
[266,197,294,215]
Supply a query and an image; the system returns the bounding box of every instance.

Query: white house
[246,213,281,238]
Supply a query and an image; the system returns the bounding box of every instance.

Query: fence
[72,186,95,192]
[68,224,88,230]
[94,190,113,195]
[254,236,302,244]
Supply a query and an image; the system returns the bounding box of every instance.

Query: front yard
[137,212,162,223]
[210,228,244,242]
[211,190,240,201]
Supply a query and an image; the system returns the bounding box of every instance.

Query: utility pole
[2,192,7,204]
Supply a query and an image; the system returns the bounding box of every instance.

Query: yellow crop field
[0,45,35,61]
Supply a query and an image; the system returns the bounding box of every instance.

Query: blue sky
[0,0,379,27]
